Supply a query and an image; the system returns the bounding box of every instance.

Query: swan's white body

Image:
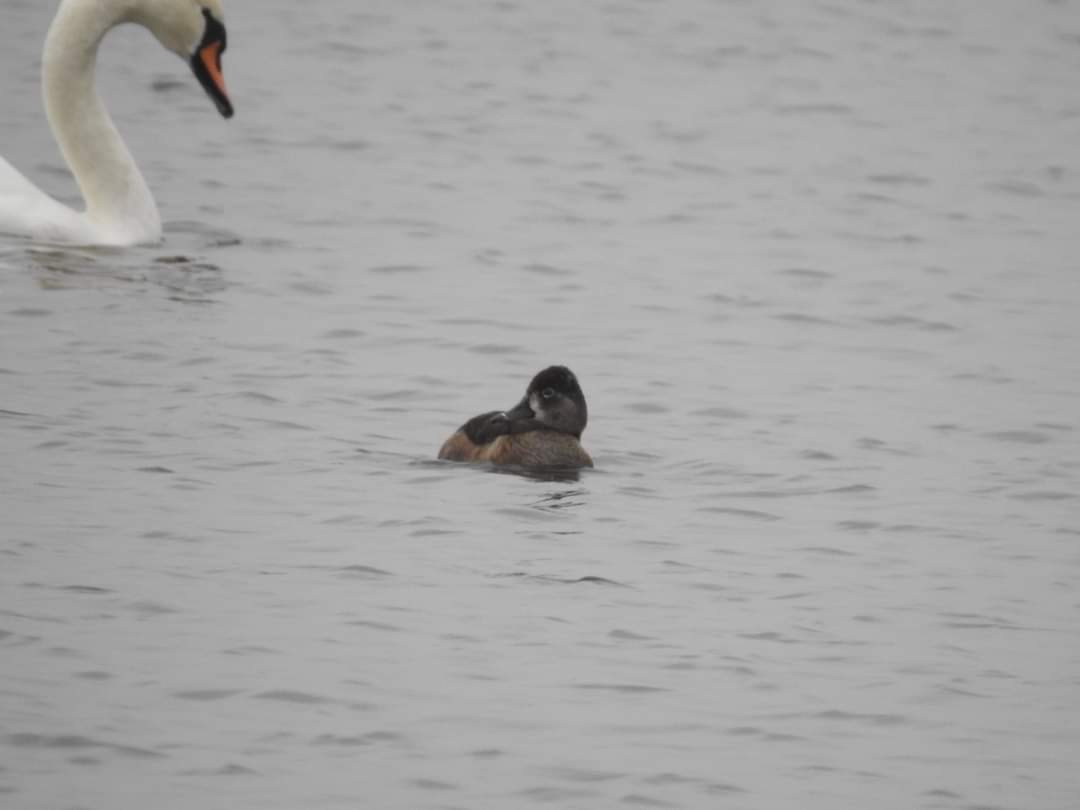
[0,0,232,247]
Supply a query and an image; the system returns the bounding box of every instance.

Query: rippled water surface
[3,0,1080,807]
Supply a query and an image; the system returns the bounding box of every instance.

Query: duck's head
[504,366,589,438]
[135,0,233,118]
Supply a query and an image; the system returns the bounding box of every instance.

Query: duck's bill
[191,39,233,118]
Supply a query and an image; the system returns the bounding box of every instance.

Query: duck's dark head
[504,365,588,438]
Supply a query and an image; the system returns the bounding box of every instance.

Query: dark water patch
[467,343,523,355]
[7,733,164,759]
[151,76,186,92]
[626,401,669,414]
[74,671,111,680]
[46,646,85,658]
[470,748,503,759]
[288,280,334,296]
[764,732,807,742]
[801,449,836,460]
[815,709,905,726]
[337,564,393,578]
[137,466,174,474]
[692,406,748,420]
[614,485,662,498]
[698,507,782,521]
[671,160,726,176]
[609,629,653,641]
[533,489,588,510]
[856,437,912,455]
[867,173,931,187]
[932,423,962,432]
[938,685,988,698]
[773,591,812,601]
[621,793,677,807]
[739,632,798,644]
[865,315,957,332]
[322,328,365,340]
[411,778,456,791]
[128,600,179,616]
[346,619,402,632]
[173,689,242,701]
[90,377,156,389]
[774,312,836,326]
[242,417,314,432]
[215,763,257,775]
[705,781,746,794]
[550,766,624,783]
[798,546,857,557]
[575,683,667,694]
[707,292,767,308]
[253,690,337,705]
[1010,491,1074,501]
[368,264,428,274]
[924,788,963,799]
[642,772,697,786]
[775,103,853,115]
[778,267,832,280]
[940,619,1020,631]
[726,725,761,736]
[837,520,879,531]
[523,262,575,276]
[228,391,282,404]
[855,191,901,205]
[8,307,51,317]
[179,763,257,776]
[952,370,1013,384]
[496,572,625,587]
[983,430,1050,445]
[885,523,926,533]
[828,484,876,495]
[986,179,1045,197]
[1034,422,1073,432]
[367,388,421,402]
[314,731,406,746]
[492,506,561,521]
[409,527,464,538]
[222,645,279,656]
[660,560,698,569]
[59,585,112,594]
[518,786,598,801]
[0,408,37,419]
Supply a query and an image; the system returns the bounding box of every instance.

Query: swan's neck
[42,0,161,242]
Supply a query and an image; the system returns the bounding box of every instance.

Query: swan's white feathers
[0,0,229,247]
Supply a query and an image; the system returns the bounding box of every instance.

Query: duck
[0,0,234,247]
[438,366,594,469]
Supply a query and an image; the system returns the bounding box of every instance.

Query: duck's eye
[541,387,556,400]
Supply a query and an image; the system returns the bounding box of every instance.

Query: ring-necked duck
[438,365,593,469]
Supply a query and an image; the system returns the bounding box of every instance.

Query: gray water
[2,0,1080,807]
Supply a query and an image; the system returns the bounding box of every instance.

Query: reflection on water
[3,0,1080,808]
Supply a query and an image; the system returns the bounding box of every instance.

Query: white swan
[0,0,233,247]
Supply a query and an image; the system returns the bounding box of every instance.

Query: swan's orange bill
[199,41,229,104]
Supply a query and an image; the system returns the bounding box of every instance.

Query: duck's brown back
[439,430,592,469]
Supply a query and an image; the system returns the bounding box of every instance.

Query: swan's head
[136,0,233,118]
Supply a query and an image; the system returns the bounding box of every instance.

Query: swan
[0,0,233,247]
